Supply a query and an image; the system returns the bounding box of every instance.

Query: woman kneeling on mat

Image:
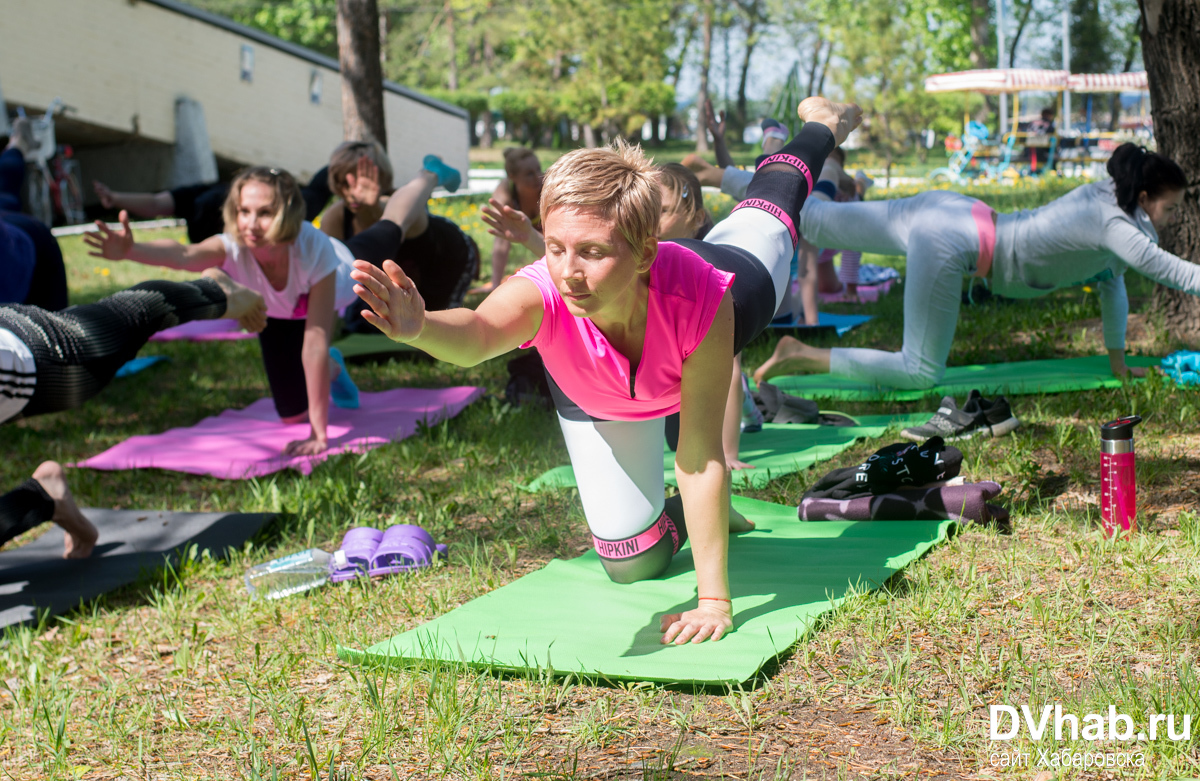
[352,98,861,645]
[85,157,464,456]
[755,144,1200,389]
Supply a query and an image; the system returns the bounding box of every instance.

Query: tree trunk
[806,38,823,96]
[582,123,597,148]
[336,0,387,148]
[445,0,458,91]
[1008,0,1036,68]
[480,110,494,149]
[696,5,713,153]
[968,0,991,68]
[1140,0,1200,345]
[734,0,761,137]
[815,37,834,96]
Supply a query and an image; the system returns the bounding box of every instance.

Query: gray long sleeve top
[992,180,1200,349]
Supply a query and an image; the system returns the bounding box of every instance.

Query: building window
[240,45,254,83]
[309,70,322,105]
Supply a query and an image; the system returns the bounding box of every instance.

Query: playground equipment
[923,69,1150,183]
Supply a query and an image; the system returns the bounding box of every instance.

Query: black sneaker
[902,390,1020,442]
[970,393,1021,438]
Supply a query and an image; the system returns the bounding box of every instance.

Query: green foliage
[423,89,489,121]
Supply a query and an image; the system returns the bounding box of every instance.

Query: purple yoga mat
[149,319,256,342]
[74,387,485,479]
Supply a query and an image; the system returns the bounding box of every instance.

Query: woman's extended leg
[0,274,262,417]
[755,192,983,389]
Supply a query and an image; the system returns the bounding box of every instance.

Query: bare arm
[318,200,346,240]
[350,259,543,367]
[83,211,226,271]
[704,99,736,170]
[662,292,737,644]
[285,273,336,456]
[481,197,546,256]
[92,181,174,218]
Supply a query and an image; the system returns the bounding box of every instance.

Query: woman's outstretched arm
[84,210,226,271]
[350,259,542,366]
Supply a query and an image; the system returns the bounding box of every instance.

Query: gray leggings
[799,191,989,389]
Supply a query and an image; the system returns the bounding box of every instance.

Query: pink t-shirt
[515,242,734,421]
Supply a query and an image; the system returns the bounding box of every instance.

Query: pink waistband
[733,198,798,247]
[593,511,680,559]
[972,201,996,279]
[757,153,814,194]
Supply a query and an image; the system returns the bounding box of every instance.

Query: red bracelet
[699,597,732,603]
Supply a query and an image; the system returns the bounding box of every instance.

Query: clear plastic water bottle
[244,549,332,600]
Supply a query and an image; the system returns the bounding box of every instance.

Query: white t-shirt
[219,222,357,320]
[0,327,36,425]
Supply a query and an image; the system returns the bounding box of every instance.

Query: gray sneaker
[902,390,1020,442]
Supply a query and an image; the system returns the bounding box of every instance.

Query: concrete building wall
[0,0,468,195]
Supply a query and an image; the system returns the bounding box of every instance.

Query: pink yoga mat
[75,387,485,479]
[149,319,256,342]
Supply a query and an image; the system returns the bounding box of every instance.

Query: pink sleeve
[513,260,557,349]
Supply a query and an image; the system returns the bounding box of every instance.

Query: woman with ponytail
[756,143,1195,389]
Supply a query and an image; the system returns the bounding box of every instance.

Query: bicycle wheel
[59,161,85,225]
[23,164,53,226]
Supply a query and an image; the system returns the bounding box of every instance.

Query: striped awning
[1066,72,1148,92]
[924,69,1069,94]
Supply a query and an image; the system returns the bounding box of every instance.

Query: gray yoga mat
[0,509,275,628]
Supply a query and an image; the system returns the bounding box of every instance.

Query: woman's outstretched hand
[797,97,863,147]
[350,259,426,342]
[83,210,134,260]
[660,601,734,644]
[345,155,382,208]
[481,198,534,245]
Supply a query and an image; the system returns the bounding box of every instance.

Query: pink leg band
[593,511,679,559]
[972,200,996,279]
[732,198,798,247]
[756,153,815,194]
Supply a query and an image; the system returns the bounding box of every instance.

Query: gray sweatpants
[799,191,986,389]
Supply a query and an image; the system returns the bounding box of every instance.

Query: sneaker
[422,154,461,193]
[760,117,789,148]
[970,393,1021,438]
[901,390,1019,442]
[328,347,360,409]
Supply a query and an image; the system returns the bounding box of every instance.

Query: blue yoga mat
[769,312,873,336]
[115,356,170,378]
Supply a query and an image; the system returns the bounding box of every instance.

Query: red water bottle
[1100,415,1141,538]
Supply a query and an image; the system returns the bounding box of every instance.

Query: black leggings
[0,278,227,417]
[342,216,479,333]
[2,211,69,311]
[0,478,54,550]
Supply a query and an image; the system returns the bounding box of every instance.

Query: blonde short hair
[327,140,395,195]
[539,141,660,253]
[655,163,707,233]
[222,167,305,245]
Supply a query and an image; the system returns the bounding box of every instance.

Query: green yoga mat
[761,355,1160,401]
[334,333,431,364]
[522,413,930,492]
[338,495,955,685]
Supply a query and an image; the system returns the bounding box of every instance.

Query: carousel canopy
[924,69,1069,94]
[1065,72,1148,92]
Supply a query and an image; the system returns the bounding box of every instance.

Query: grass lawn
[3,188,1200,780]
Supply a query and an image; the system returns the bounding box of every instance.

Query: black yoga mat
[0,509,274,628]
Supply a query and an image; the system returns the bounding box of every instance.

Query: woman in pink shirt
[352,98,861,645]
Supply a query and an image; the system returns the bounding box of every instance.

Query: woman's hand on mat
[283,433,328,456]
[796,97,862,147]
[350,259,426,343]
[660,602,734,645]
[83,210,134,260]
[725,451,756,471]
[481,198,534,245]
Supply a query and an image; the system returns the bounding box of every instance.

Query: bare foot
[32,461,97,559]
[202,268,267,333]
[752,336,831,385]
[729,506,755,532]
[797,97,863,146]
